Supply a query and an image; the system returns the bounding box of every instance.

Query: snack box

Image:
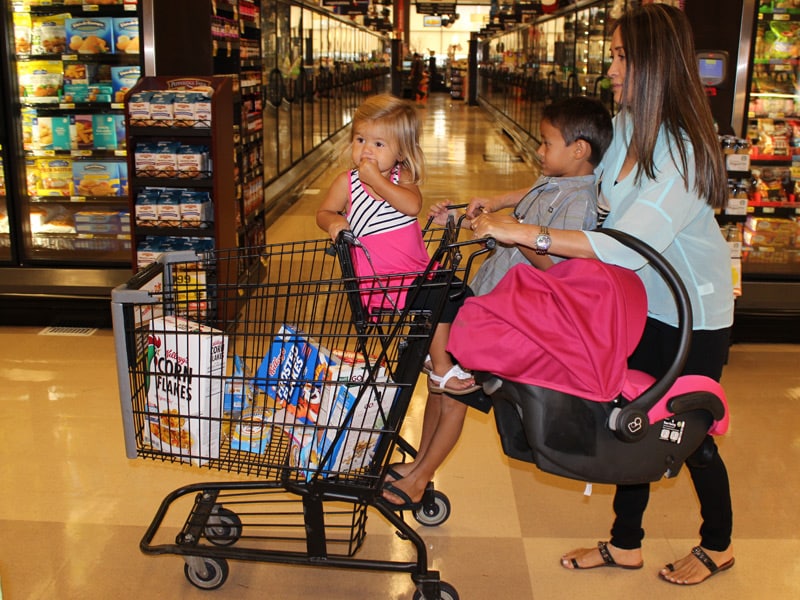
[111,65,140,103]
[155,141,180,178]
[74,210,122,235]
[157,189,182,227]
[135,188,160,225]
[34,116,71,150]
[72,161,119,197]
[66,17,114,54]
[128,91,154,125]
[92,114,118,150]
[180,191,212,227]
[35,157,73,196]
[177,144,209,178]
[113,16,139,55]
[229,407,274,454]
[134,142,158,177]
[149,92,175,126]
[71,114,93,150]
[142,315,228,466]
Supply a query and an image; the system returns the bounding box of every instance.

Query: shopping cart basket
[111,218,488,599]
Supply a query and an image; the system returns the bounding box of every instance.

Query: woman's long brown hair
[615,4,727,208]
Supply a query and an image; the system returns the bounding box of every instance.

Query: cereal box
[142,315,228,465]
[315,379,400,475]
[253,324,336,426]
[66,17,114,54]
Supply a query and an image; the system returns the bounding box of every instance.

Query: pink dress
[346,166,429,313]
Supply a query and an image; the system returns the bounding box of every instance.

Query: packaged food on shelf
[66,17,114,54]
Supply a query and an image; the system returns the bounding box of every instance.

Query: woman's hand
[465,196,495,219]
[470,211,521,244]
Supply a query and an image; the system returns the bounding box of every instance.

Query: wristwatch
[534,225,551,255]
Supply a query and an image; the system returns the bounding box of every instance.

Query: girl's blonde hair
[351,94,425,183]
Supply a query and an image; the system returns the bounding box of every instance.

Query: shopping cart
[111,214,488,600]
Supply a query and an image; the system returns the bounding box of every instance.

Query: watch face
[535,233,551,254]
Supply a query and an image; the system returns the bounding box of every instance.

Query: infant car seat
[455,229,730,485]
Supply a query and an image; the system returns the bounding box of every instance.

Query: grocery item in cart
[143,315,228,465]
[253,324,335,426]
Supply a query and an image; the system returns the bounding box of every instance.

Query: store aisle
[1,93,799,600]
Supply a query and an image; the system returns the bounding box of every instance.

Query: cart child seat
[449,229,730,485]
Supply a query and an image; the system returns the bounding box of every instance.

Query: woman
[469,4,735,586]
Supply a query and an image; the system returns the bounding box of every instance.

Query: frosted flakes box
[253,324,336,428]
[142,315,228,466]
[66,17,114,54]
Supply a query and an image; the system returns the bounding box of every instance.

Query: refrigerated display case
[1,0,142,325]
[733,0,800,340]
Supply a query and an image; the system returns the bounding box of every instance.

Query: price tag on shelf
[725,153,750,172]
[725,197,748,215]
[763,207,776,214]
[70,196,88,203]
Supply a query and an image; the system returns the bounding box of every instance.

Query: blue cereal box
[66,17,114,54]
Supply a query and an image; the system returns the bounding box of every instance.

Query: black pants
[610,318,733,552]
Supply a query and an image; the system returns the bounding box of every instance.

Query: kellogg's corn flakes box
[143,315,228,465]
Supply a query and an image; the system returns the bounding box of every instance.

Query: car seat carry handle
[598,229,693,443]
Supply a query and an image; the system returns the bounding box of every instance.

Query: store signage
[416,1,457,16]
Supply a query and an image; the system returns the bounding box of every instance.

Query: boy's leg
[383,395,467,505]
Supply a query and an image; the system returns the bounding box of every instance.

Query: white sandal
[428,364,480,395]
[422,354,432,375]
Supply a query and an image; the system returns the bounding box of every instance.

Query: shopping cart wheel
[413,489,451,527]
[412,580,459,600]
[184,556,229,591]
[204,507,242,546]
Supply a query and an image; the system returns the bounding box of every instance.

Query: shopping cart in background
[111,213,489,600]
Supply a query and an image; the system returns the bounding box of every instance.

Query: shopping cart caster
[204,506,242,546]
[184,556,229,590]
[412,580,459,600]
[413,488,451,527]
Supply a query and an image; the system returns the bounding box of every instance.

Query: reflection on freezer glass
[0,147,10,261]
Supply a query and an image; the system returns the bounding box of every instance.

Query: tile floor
[1,94,799,599]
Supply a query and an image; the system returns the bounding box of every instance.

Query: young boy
[382,95,613,509]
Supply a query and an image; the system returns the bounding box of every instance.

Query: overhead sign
[416,1,457,16]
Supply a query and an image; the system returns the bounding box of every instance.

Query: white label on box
[725,197,748,216]
[142,315,228,465]
[725,153,750,172]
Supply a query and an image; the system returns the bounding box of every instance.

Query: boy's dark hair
[542,97,613,167]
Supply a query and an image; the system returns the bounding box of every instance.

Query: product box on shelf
[113,17,140,55]
[73,161,120,197]
[66,17,114,54]
[142,315,228,466]
[92,114,118,150]
[111,65,141,103]
[30,12,69,55]
[34,116,71,150]
[71,114,94,150]
[35,158,73,196]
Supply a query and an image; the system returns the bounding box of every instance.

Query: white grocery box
[142,315,228,465]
